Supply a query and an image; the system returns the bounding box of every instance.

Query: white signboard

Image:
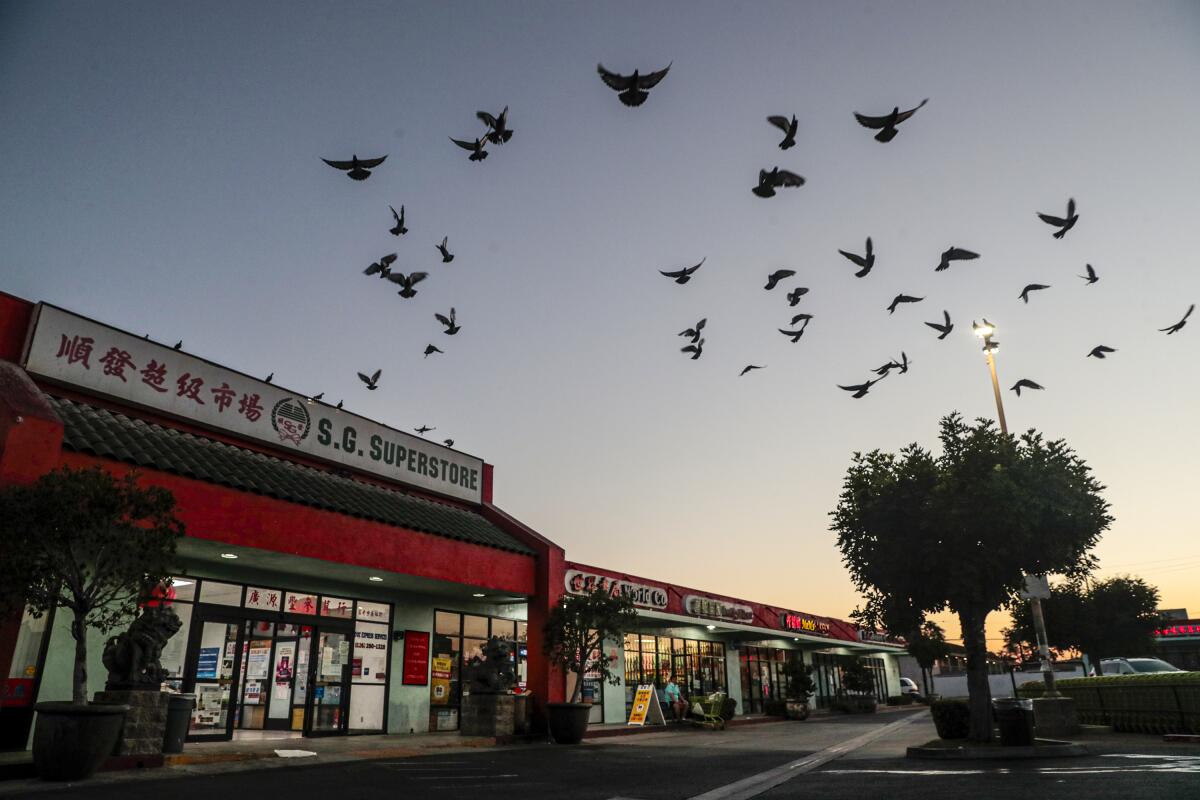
[564,570,668,609]
[22,304,483,503]
[683,595,754,624]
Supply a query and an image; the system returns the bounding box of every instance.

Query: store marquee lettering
[315,419,478,491]
[683,595,754,624]
[781,613,832,635]
[565,571,668,609]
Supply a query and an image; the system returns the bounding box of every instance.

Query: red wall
[0,293,34,363]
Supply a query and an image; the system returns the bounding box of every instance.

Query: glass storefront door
[188,620,243,739]
[306,628,351,735]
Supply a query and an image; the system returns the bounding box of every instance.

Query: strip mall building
[0,293,903,749]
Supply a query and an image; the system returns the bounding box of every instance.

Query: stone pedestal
[1033,696,1080,738]
[460,694,515,737]
[94,690,169,756]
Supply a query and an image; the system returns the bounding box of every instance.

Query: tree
[782,655,815,703]
[841,658,876,695]
[0,467,184,704]
[542,586,638,704]
[831,414,1111,741]
[1004,576,1160,674]
[905,620,950,697]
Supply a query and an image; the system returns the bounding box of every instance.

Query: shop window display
[428,610,526,732]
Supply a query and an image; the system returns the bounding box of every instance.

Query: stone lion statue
[103,605,183,690]
[463,636,517,694]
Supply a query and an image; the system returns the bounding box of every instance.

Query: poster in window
[430,656,453,705]
[402,631,431,686]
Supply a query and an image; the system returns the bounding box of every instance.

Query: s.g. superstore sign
[22,304,483,503]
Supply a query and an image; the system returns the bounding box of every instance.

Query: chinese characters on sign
[780,613,833,636]
[564,570,668,609]
[683,595,755,624]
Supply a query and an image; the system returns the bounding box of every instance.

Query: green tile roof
[50,396,533,556]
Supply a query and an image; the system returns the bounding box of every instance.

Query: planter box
[460,694,515,737]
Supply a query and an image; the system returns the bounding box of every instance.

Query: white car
[898,677,922,696]
[1095,657,1181,676]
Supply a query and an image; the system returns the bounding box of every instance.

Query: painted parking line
[686,712,924,800]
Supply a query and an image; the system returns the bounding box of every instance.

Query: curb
[907,738,1090,760]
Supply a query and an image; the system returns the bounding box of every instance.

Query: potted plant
[782,656,815,720]
[541,586,637,744]
[0,467,183,780]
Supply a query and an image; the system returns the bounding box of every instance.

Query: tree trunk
[71,610,88,705]
[958,606,992,742]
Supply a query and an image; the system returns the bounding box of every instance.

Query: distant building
[1154,614,1200,671]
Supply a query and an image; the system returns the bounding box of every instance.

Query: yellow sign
[430,657,453,705]
[627,684,665,726]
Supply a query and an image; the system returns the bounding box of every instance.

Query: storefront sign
[683,595,754,624]
[780,613,832,636]
[1156,623,1200,638]
[857,629,901,645]
[245,586,282,612]
[402,630,431,685]
[430,656,453,704]
[22,303,484,503]
[627,684,665,726]
[565,570,668,609]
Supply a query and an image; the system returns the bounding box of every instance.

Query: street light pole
[971,320,1059,697]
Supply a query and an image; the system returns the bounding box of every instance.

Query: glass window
[168,577,197,602]
[321,597,354,619]
[463,615,488,639]
[353,622,390,683]
[244,586,284,612]
[159,602,194,691]
[435,611,460,636]
[490,618,517,642]
[285,592,318,615]
[356,601,390,623]
[199,581,242,606]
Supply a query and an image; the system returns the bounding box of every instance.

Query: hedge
[1017,672,1200,734]
[930,698,970,739]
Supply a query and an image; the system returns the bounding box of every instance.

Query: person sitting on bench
[663,674,688,721]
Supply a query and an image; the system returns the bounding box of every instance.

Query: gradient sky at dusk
[3,1,1199,647]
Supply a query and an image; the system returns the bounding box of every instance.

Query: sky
[3,1,1199,649]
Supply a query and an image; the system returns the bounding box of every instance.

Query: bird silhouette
[764,269,796,291]
[173,340,183,350]
[786,287,810,306]
[389,205,408,236]
[935,247,979,272]
[752,167,805,198]
[1019,284,1051,303]
[1160,304,1195,335]
[838,238,875,277]
[364,253,398,278]
[387,271,428,299]
[424,344,444,358]
[415,425,435,435]
[789,313,813,327]
[265,372,273,383]
[1080,264,1098,285]
[1010,379,1044,396]
[357,369,381,390]
[681,338,705,360]
[873,352,910,377]
[596,63,671,107]
[778,326,808,343]
[740,364,765,376]
[449,136,489,161]
[443,438,455,447]
[660,258,705,285]
[436,237,454,263]
[853,99,928,142]
[887,294,924,314]
[310,392,324,402]
[838,376,885,398]
[477,106,513,144]
[335,400,343,410]
[924,310,954,340]
[767,115,798,150]
[678,318,707,343]
[322,154,387,181]
[1037,198,1078,239]
[1087,345,1117,359]
[435,308,461,335]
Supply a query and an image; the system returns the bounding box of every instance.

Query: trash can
[162,693,195,754]
[993,698,1035,746]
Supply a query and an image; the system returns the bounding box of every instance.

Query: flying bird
[1037,198,1078,239]
[357,369,381,390]
[873,352,910,377]
[935,247,979,272]
[596,62,671,107]
[322,154,387,181]
[924,310,954,340]
[853,99,928,142]
[681,338,704,360]
[173,340,183,350]
[436,237,454,263]
[364,253,398,278]
[1160,304,1195,335]
[1079,264,1098,285]
[435,308,461,335]
[778,326,808,343]
[789,313,813,327]
[414,425,435,435]
[1087,345,1117,359]
[659,258,705,285]
[887,294,924,314]
[1010,379,1044,396]
[678,318,707,343]
[477,106,513,144]
[443,439,454,447]
[838,377,884,399]
[1019,283,1051,303]
[740,364,765,376]
[752,167,805,198]
[764,269,796,291]
[449,136,488,161]
[423,344,444,358]
[786,287,810,306]
[767,115,798,149]
[838,237,875,277]
[389,205,408,236]
[387,271,428,298]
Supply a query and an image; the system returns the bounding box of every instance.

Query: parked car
[1093,657,1182,676]
[898,677,922,697]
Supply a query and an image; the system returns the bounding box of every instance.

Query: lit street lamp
[972,319,1059,697]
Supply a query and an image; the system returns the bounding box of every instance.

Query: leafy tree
[783,656,816,703]
[1004,576,1160,674]
[906,620,950,696]
[0,467,184,704]
[831,413,1111,741]
[542,586,638,704]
